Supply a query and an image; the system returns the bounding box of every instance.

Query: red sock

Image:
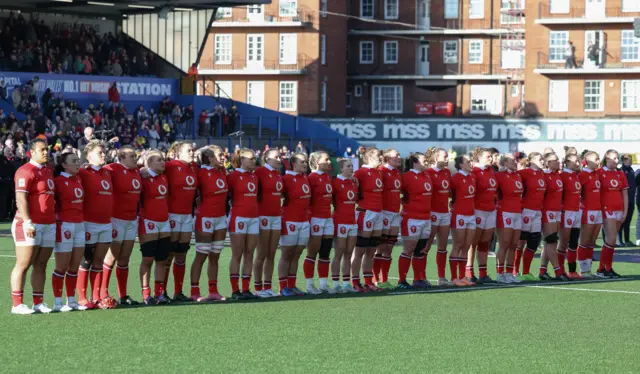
[173,261,186,295]
[154,280,165,297]
[100,264,113,299]
[479,265,487,278]
[436,250,447,278]
[115,265,129,299]
[287,275,297,289]
[255,281,263,292]
[587,246,595,262]
[600,244,614,271]
[539,266,547,276]
[449,257,458,280]
[279,277,288,291]
[567,248,578,264]
[208,280,218,294]
[458,259,467,279]
[522,248,536,275]
[142,286,151,300]
[303,256,316,279]
[398,253,411,282]
[372,255,383,282]
[52,271,65,298]
[554,266,563,278]
[11,290,23,307]
[363,272,373,285]
[351,276,360,287]
[65,272,77,298]
[506,264,514,275]
[381,256,392,283]
[90,268,102,301]
[317,259,330,279]
[33,292,43,306]
[190,283,200,298]
[496,264,503,274]
[577,245,588,261]
[230,273,240,293]
[264,281,272,291]
[513,248,523,273]
[557,251,566,274]
[77,267,89,301]
[241,275,251,293]
[477,242,489,278]
[411,255,423,281]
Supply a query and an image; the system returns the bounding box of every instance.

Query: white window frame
[469,0,484,19]
[320,0,328,17]
[622,0,640,12]
[217,7,232,18]
[346,92,352,108]
[214,34,232,64]
[384,41,398,64]
[550,0,569,13]
[500,0,524,24]
[470,85,503,115]
[247,81,264,108]
[548,31,569,63]
[360,41,374,64]
[354,85,363,97]
[361,0,374,18]
[510,85,519,97]
[443,40,458,63]
[584,80,604,112]
[279,0,297,16]
[215,81,232,99]
[372,85,403,114]
[501,40,525,69]
[444,0,459,19]
[384,0,399,19]
[621,80,640,111]
[279,81,297,112]
[468,40,483,64]
[548,80,568,112]
[320,82,327,112]
[621,30,640,62]
[279,33,297,65]
[321,34,327,65]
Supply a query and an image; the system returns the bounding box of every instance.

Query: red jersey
[196,166,227,217]
[54,173,84,223]
[140,172,169,222]
[14,161,55,224]
[379,164,401,213]
[165,160,198,215]
[282,171,311,222]
[308,171,333,219]
[543,170,563,211]
[78,166,113,224]
[227,168,259,218]
[496,170,524,213]
[518,168,546,211]
[579,168,601,211]
[354,166,383,212]
[425,167,451,213]
[599,167,628,212]
[400,169,433,220]
[451,171,476,215]
[105,163,142,221]
[561,169,581,212]
[472,166,497,212]
[333,175,358,224]
[255,165,283,217]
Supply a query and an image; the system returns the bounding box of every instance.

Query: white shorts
[280,221,310,246]
[12,219,55,248]
[335,223,358,238]
[562,210,582,229]
[604,210,624,222]
[228,215,259,235]
[497,211,522,230]
[195,241,225,255]
[582,210,603,225]
[521,209,542,233]
[168,213,194,233]
[542,210,561,224]
[139,219,171,235]
[112,218,138,243]
[382,210,401,230]
[195,215,227,233]
[55,222,85,253]
[474,210,497,230]
[430,211,451,227]
[451,213,477,230]
[401,217,431,239]
[356,210,383,232]
[310,217,334,237]
[84,222,113,245]
[259,216,282,231]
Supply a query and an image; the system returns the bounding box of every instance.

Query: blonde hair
[337,158,352,171]
[601,149,618,167]
[382,148,399,163]
[471,147,491,163]
[425,147,446,165]
[564,145,577,156]
[144,149,164,168]
[309,151,329,170]
[362,147,379,165]
[289,152,308,170]
[582,150,598,163]
[262,148,280,163]
[168,141,191,161]
[83,139,104,157]
[526,152,542,167]
[232,148,255,169]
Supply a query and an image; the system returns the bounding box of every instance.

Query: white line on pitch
[524,284,640,295]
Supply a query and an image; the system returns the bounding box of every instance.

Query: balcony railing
[535,51,640,70]
[537,4,640,20]
[213,8,314,25]
[199,56,310,74]
[442,18,524,30]
[441,63,524,77]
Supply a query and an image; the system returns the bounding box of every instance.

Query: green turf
[1,235,639,373]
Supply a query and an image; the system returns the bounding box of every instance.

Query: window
[215,81,232,99]
[279,34,297,64]
[443,41,458,63]
[501,0,524,24]
[214,34,232,64]
[360,41,374,64]
[247,81,264,108]
[584,81,603,111]
[510,85,519,97]
[384,41,398,63]
[549,31,568,62]
[217,7,232,18]
[320,82,327,112]
[354,85,363,97]
[468,40,483,64]
[470,85,503,115]
[621,80,640,111]
[548,80,568,112]
[550,0,569,13]
[279,0,297,16]
[372,85,403,114]
[346,92,352,108]
[385,0,399,19]
[622,0,640,12]
[279,81,297,111]
[361,0,374,18]
[445,0,458,19]
[320,0,327,17]
[501,40,525,68]
[321,34,327,65]
[621,30,640,62]
[469,0,484,18]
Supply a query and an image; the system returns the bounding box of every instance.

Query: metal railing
[442,18,524,30]
[214,8,315,24]
[199,56,311,73]
[536,51,640,69]
[537,4,640,19]
[436,63,524,77]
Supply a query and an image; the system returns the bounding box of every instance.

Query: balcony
[348,63,523,84]
[212,8,314,27]
[536,4,640,25]
[198,56,310,75]
[349,19,524,36]
[534,52,640,74]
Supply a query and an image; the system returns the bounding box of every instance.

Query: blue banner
[0,72,177,102]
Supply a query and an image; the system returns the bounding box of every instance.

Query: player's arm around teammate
[450,155,477,286]
[332,158,359,293]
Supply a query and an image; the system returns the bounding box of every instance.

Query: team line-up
[8,140,628,314]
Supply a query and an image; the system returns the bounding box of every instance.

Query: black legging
[618,203,635,244]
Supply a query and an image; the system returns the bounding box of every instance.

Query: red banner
[415,102,433,115]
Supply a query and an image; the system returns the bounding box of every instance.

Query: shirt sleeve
[14,168,32,194]
[620,171,629,189]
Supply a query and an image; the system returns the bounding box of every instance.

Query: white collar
[148,169,158,177]
[459,170,469,176]
[583,167,593,173]
[337,175,348,180]
[544,169,554,174]
[410,169,420,174]
[285,170,299,176]
[235,168,248,173]
[432,167,440,172]
[29,159,45,169]
[91,164,101,171]
[384,164,394,170]
[563,168,574,173]
[313,170,325,175]
[362,164,374,169]
[201,165,214,170]
[60,172,72,178]
[507,169,515,173]
[265,163,275,171]
[603,166,614,171]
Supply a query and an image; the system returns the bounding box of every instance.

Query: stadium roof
[0,0,269,17]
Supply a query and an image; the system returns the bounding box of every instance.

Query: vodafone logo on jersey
[442,180,449,189]
[595,181,601,189]
[347,190,355,200]
[537,179,545,187]
[515,181,523,189]
[74,188,83,199]
[556,180,563,188]
[325,184,333,193]
[611,179,619,188]
[47,179,54,190]
[375,178,383,188]
[186,176,195,186]
[424,182,432,192]
[132,179,141,190]
[64,230,72,240]
[468,185,475,195]
[216,179,226,189]
[158,185,167,195]
[489,178,497,187]
[302,184,310,194]
[575,182,581,190]
[275,182,283,191]
[247,182,256,192]
[101,180,110,190]
[393,179,401,189]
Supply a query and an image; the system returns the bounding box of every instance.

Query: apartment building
[525,0,640,117]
